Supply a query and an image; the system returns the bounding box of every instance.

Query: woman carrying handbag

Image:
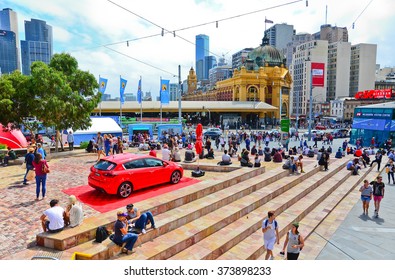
[32,153,50,201]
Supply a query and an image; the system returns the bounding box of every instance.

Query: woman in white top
[64,195,84,227]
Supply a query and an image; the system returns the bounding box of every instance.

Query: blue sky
[2,0,394,99]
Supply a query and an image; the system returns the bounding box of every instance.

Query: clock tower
[187,67,197,94]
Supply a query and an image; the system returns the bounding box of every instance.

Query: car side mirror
[163,161,169,167]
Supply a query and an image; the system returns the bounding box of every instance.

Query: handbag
[21,162,26,169]
[42,163,50,173]
[26,169,35,181]
[385,167,390,173]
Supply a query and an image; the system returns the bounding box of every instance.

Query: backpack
[95,226,109,243]
[264,219,278,229]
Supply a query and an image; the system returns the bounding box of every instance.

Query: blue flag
[160,79,170,105]
[120,77,127,104]
[98,77,108,94]
[137,78,142,104]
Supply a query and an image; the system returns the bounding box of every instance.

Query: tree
[0,70,36,131]
[30,53,100,151]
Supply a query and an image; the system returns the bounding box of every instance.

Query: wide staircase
[32,155,383,260]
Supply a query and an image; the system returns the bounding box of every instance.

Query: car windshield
[94,160,116,171]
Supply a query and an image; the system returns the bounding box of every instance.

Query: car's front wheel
[170,171,181,184]
[117,182,133,198]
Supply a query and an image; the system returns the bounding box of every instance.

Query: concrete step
[170,160,350,260]
[221,165,374,260]
[63,165,293,259]
[114,158,349,260]
[37,165,264,251]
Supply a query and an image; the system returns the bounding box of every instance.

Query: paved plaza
[0,135,394,260]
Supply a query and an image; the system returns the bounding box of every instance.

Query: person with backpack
[371,176,385,218]
[262,211,280,260]
[280,222,304,260]
[113,211,138,255]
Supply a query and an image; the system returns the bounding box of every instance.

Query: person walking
[67,131,74,151]
[385,160,395,184]
[96,132,105,161]
[371,176,385,218]
[359,180,373,215]
[370,150,383,172]
[280,222,304,260]
[23,147,35,185]
[262,211,280,260]
[32,153,49,201]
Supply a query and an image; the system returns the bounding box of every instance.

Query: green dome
[245,36,285,70]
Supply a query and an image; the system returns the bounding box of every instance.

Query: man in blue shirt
[23,147,35,185]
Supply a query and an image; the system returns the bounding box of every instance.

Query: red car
[88,153,183,198]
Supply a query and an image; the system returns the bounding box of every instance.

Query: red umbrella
[195,123,203,155]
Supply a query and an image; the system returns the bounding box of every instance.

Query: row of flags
[98,76,170,105]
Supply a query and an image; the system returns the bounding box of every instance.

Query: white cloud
[3,0,394,98]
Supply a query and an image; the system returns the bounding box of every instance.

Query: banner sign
[355,89,393,99]
[311,62,325,87]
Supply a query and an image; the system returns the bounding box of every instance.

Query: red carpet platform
[63,177,200,213]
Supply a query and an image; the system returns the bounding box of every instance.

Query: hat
[117,211,128,217]
[126,204,134,210]
[69,195,77,204]
[292,222,299,228]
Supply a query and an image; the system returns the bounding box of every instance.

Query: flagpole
[120,75,123,129]
[178,65,182,124]
[160,76,163,124]
[99,75,102,116]
[140,76,142,122]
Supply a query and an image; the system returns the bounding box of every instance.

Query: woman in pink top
[32,153,49,201]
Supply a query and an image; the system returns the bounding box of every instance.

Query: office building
[327,41,351,100]
[232,48,254,70]
[169,83,178,101]
[314,24,348,44]
[349,43,377,97]
[0,8,19,71]
[286,32,314,68]
[290,40,328,117]
[0,29,18,74]
[21,19,53,75]
[264,23,294,56]
[195,34,209,81]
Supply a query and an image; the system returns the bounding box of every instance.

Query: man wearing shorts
[262,211,280,260]
[371,176,385,218]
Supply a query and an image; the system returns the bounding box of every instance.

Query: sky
[2,0,394,99]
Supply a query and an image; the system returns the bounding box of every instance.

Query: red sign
[354,89,393,99]
[311,63,325,87]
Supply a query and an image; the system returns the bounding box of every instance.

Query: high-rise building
[327,41,351,100]
[195,34,209,81]
[204,55,216,80]
[0,29,17,74]
[21,19,53,75]
[286,32,314,68]
[314,24,348,44]
[232,48,254,70]
[0,8,19,71]
[169,83,178,101]
[290,40,328,117]
[264,23,295,57]
[349,43,377,96]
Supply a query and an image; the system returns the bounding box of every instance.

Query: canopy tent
[128,124,153,141]
[0,124,28,149]
[72,118,122,145]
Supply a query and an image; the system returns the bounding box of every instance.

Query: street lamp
[306,58,313,141]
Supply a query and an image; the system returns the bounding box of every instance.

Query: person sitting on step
[125,204,156,234]
[217,150,232,165]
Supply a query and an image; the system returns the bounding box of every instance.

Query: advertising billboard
[311,63,325,87]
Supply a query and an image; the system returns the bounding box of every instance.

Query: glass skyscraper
[0,8,19,72]
[21,19,53,75]
[195,34,209,81]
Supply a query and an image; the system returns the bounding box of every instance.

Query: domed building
[183,35,292,126]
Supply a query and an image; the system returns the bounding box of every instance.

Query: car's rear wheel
[170,171,181,184]
[117,182,133,198]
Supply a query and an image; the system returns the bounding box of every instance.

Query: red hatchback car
[88,153,183,198]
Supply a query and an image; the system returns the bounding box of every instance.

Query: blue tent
[128,124,153,141]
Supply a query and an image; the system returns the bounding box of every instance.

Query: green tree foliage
[0,53,100,135]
